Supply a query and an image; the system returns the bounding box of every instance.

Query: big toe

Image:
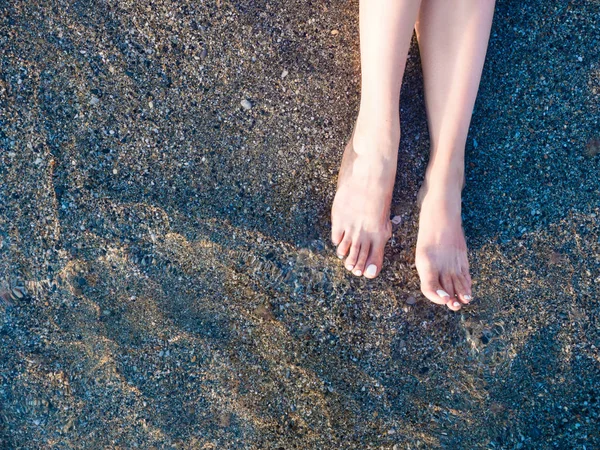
[363,240,385,279]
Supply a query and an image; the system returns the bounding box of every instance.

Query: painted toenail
[464,295,472,301]
[365,264,377,277]
[353,269,362,276]
[345,264,354,271]
[337,254,344,259]
[453,301,460,307]
[436,289,450,298]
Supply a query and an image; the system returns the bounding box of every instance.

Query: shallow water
[1,0,600,448]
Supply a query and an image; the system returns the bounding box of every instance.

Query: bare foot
[331,118,399,278]
[415,167,472,311]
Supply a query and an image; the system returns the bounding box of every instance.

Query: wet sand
[1,0,599,448]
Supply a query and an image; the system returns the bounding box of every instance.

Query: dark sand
[1,0,599,448]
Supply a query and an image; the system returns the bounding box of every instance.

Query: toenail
[453,301,460,307]
[337,254,344,259]
[353,269,362,276]
[436,289,450,298]
[365,264,377,277]
[345,264,354,271]
[464,295,472,302]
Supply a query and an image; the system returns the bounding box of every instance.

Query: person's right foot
[331,117,399,278]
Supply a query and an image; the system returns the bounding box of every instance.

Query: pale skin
[331,0,496,311]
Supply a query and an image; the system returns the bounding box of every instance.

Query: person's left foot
[415,166,472,311]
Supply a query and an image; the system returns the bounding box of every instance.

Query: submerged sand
[1,0,599,448]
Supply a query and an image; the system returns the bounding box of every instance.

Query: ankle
[355,109,400,142]
[423,161,465,195]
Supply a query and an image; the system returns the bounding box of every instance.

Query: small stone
[241,99,252,110]
[219,412,231,427]
[255,304,274,321]
[281,69,289,79]
[391,215,402,225]
[11,288,24,300]
[34,157,43,165]
[89,95,99,105]
[148,101,154,109]
[330,29,339,35]
[113,168,118,175]
[406,296,417,305]
[102,309,111,316]
[62,418,74,432]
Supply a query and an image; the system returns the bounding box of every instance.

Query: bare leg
[414,0,495,310]
[332,0,421,278]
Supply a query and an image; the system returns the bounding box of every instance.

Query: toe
[336,234,352,259]
[419,269,451,307]
[461,266,472,289]
[440,274,461,311]
[364,240,385,279]
[345,242,361,271]
[331,227,344,246]
[352,241,370,276]
[453,274,472,304]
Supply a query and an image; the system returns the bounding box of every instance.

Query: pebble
[281,69,289,79]
[255,304,274,321]
[11,287,24,299]
[89,95,99,105]
[241,99,252,110]
[406,296,417,305]
[330,29,339,35]
[391,215,402,225]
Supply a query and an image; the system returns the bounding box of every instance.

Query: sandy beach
[1,0,599,448]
